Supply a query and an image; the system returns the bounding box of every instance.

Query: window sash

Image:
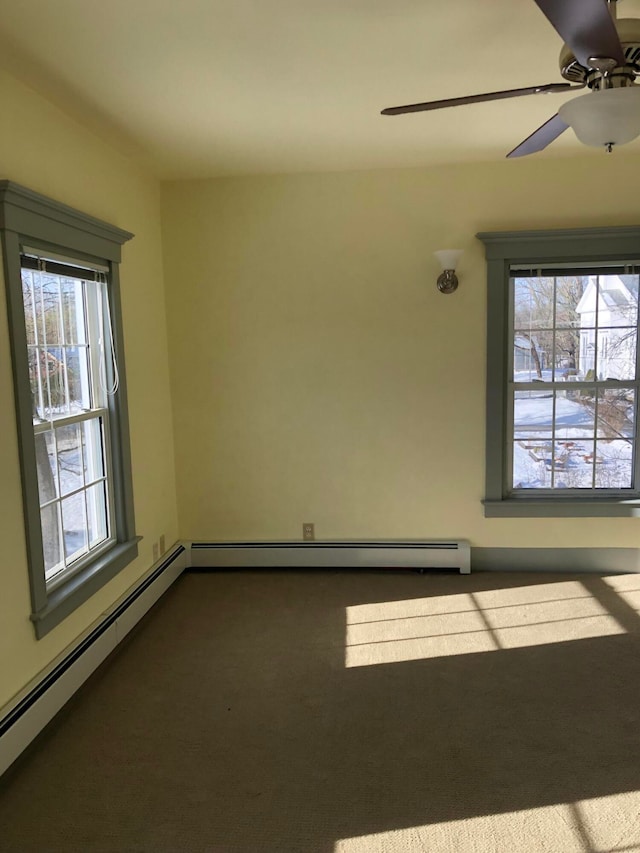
[22,265,112,421]
[507,384,638,496]
[36,409,116,588]
[507,269,640,496]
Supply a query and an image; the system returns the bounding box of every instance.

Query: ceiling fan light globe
[558,86,640,147]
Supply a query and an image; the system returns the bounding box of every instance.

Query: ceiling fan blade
[507,113,569,158]
[381,83,573,115]
[533,0,625,67]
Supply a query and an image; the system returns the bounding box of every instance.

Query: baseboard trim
[189,539,471,573]
[188,540,640,575]
[472,547,640,574]
[0,544,187,778]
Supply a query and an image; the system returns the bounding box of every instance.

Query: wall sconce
[434,249,463,294]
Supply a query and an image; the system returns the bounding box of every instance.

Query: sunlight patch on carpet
[604,574,640,612]
[334,791,640,853]
[345,581,625,667]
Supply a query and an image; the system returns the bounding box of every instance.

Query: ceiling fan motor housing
[560,18,640,87]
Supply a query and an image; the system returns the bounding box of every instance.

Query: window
[24,253,116,585]
[1,181,138,636]
[478,226,640,517]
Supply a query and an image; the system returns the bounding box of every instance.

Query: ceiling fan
[382,0,640,157]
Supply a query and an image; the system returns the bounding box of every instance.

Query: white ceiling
[1,0,640,179]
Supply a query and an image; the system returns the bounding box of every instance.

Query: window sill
[31,538,140,638]
[483,499,640,518]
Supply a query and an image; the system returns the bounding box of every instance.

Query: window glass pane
[56,423,83,496]
[61,492,88,563]
[552,440,595,489]
[595,328,637,380]
[595,440,634,488]
[40,275,62,346]
[555,275,586,329]
[514,389,553,436]
[553,328,580,381]
[598,387,635,439]
[35,430,59,502]
[579,327,597,380]
[513,440,552,489]
[555,387,596,434]
[28,348,46,422]
[513,332,553,382]
[597,274,639,328]
[596,388,635,489]
[22,272,37,345]
[513,276,554,329]
[23,270,47,419]
[44,347,67,415]
[67,346,91,411]
[513,276,554,382]
[552,275,585,382]
[513,391,553,488]
[86,482,109,548]
[61,278,86,345]
[32,272,45,346]
[82,417,106,483]
[576,276,598,371]
[41,503,62,580]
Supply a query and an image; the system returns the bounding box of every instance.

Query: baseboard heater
[0,544,187,779]
[190,539,471,574]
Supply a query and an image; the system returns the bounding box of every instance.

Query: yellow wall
[3,53,640,713]
[162,156,640,550]
[0,68,178,708]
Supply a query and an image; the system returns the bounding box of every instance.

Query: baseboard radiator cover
[471,547,640,574]
[0,544,187,779]
[190,540,471,574]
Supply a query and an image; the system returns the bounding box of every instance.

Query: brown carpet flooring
[2,569,640,852]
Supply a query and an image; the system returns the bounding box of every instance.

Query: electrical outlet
[303,523,315,541]
[159,534,165,554]
[152,542,159,562]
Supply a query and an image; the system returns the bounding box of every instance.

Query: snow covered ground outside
[513,390,634,490]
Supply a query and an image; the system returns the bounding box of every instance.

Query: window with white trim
[1,181,138,637]
[478,226,640,518]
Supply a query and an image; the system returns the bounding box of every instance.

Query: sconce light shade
[434,249,463,272]
[434,249,463,294]
[558,86,640,148]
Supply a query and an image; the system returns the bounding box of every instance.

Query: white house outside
[575,275,639,380]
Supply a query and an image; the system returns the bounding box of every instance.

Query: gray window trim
[0,181,139,637]
[477,225,640,518]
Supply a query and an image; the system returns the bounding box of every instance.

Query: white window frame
[1,181,139,637]
[477,225,640,518]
